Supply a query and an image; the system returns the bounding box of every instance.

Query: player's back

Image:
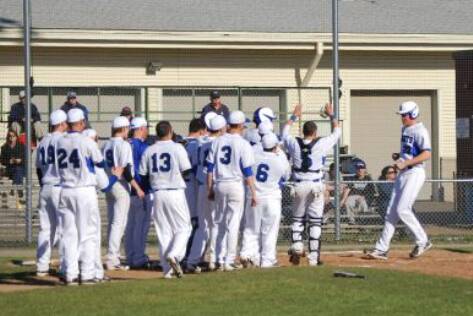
[102,137,133,186]
[140,140,190,190]
[253,151,290,198]
[208,133,255,182]
[36,132,63,186]
[57,132,102,188]
[196,136,214,185]
[185,137,201,181]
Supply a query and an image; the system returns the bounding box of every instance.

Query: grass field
[1,255,473,316]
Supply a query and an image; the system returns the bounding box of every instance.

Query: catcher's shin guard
[308,216,323,264]
[289,216,305,265]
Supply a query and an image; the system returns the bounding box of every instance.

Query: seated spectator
[323,163,349,224]
[60,91,90,127]
[200,90,230,121]
[377,165,397,219]
[0,130,26,209]
[344,159,375,225]
[8,90,44,141]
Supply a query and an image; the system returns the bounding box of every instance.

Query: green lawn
[0,258,472,316]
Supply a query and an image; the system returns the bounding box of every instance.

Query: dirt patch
[1,249,471,293]
[279,249,473,281]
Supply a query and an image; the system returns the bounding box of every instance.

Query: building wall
[0,47,456,164]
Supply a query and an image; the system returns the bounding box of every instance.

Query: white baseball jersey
[285,127,341,181]
[400,122,431,168]
[139,140,191,190]
[196,136,215,185]
[102,137,134,186]
[252,151,291,198]
[207,133,255,182]
[36,131,64,186]
[57,132,104,188]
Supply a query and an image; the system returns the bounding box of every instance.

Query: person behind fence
[284,103,341,267]
[60,91,90,127]
[56,108,105,285]
[35,110,68,277]
[0,129,26,209]
[366,101,432,260]
[376,165,397,219]
[344,159,375,225]
[8,90,44,142]
[200,90,230,121]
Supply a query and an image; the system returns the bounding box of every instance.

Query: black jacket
[8,102,41,130]
[200,103,230,121]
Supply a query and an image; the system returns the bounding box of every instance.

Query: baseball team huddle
[34,90,433,285]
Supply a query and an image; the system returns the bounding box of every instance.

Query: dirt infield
[1,249,472,293]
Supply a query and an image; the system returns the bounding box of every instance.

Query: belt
[294,179,322,183]
[153,188,179,192]
[293,169,321,173]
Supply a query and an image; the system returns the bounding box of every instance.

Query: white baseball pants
[187,184,219,265]
[152,189,192,275]
[58,187,99,282]
[125,194,152,267]
[93,201,104,279]
[36,185,61,272]
[291,181,324,264]
[375,168,429,252]
[106,183,131,267]
[240,196,282,267]
[215,181,245,266]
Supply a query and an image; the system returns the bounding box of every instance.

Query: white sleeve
[207,140,217,166]
[35,143,42,168]
[280,123,292,142]
[318,127,341,154]
[240,141,255,169]
[87,138,104,164]
[95,167,110,190]
[177,145,192,172]
[139,148,150,176]
[281,154,291,180]
[283,134,297,155]
[121,142,135,176]
[417,128,431,151]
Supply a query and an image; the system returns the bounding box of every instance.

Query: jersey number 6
[151,153,171,172]
[256,164,270,182]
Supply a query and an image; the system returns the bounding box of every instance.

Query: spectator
[322,163,350,224]
[200,90,230,121]
[120,106,133,122]
[0,130,26,209]
[344,159,375,225]
[8,90,44,141]
[60,91,90,127]
[377,165,397,219]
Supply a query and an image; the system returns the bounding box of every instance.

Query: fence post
[191,88,196,118]
[237,87,242,111]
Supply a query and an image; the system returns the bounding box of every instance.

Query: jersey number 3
[219,146,232,165]
[151,153,171,172]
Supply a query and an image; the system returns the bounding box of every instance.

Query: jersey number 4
[57,149,80,169]
[151,153,171,172]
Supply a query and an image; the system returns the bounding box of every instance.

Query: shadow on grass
[441,248,473,254]
[0,271,59,287]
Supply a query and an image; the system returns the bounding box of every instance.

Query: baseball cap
[112,116,130,129]
[244,128,261,144]
[210,90,221,99]
[204,112,218,129]
[131,117,147,129]
[353,159,366,170]
[262,133,279,150]
[397,101,419,116]
[120,106,133,116]
[67,108,85,123]
[49,109,67,125]
[67,91,77,99]
[228,110,246,125]
[253,107,276,125]
[258,121,274,135]
[82,129,97,139]
[19,90,26,98]
[209,115,227,132]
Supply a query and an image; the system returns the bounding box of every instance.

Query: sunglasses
[387,170,396,174]
[400,113,410,117]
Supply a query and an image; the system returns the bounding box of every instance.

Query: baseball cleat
[365,249,388,260]
[288,249,304,265]
[409,241,433,259]
[208,262,216,271]
[36,270,49,277]
[64,278,80,286]
[167,257,184,278]
[240,257,254,269]
[186,264,202,274]
[80,278,99,286]
[94,275,111,283]
[105,263,130,271]
[224,263,242,272]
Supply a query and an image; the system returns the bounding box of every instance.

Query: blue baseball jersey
[130,137,149,194]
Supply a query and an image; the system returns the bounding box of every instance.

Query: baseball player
[183,118,207,260]
[367,101,432,260]
[124,117,153,269]
[240,133,291,268]
[186,115,227,273]
[56,108,105,285]
[285,103,341,266]
[35,110,68,276]
[139,121,193,279]
[207,110,257,271]
[103,117,145,270]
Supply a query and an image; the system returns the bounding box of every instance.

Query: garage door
[350,91,434,199]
